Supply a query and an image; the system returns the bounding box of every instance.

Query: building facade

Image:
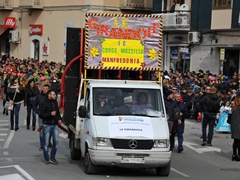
[153,0,240,76]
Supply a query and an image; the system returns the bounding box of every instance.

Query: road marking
[0,129,8,131]
[0,134,7,136]
[0,165,35,180]
[3,152,9,156]
[0,173,25,180]
[171,167,190,177]
[184,141,221,153]
[6,158,13,162]
[0,120,8,122]
[3,130,14,149]
[0,124,9,126]
[0,139,4,141]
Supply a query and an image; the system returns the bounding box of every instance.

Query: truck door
[81,87,91,155]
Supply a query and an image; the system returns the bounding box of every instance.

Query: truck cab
[76,80,171,176]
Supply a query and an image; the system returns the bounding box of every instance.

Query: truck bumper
[88,149,171,168]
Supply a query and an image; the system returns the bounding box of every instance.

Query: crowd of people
[0,53,64,165]
[1,51,240,163]
[162,68,240,161]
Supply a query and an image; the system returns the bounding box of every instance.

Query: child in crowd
[215,100,231,132]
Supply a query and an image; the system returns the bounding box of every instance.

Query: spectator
[200,87,220,146]
[24,79,40,131]
[1,71,10,115]
[39,90,62,165]
[49,71,60,93]
[164,90,179,142]
[230,93,240,161]
[227,89,236,104]
[170,0,176,13]
[180,87,188,103]
[170,93,189,153]
[33,84,51,151]
[192,87,203,120]
[6,76,25,131]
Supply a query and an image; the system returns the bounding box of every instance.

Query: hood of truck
[93,116,169,139]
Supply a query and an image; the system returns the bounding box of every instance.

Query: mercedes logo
[128,139,138,149]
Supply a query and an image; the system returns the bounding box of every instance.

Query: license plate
[121,158,145,164]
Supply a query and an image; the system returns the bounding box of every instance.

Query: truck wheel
[84,149,97,174]
[70,135,81,160]
[156,161,171,176]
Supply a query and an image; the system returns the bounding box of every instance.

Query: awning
[0,25,7,36]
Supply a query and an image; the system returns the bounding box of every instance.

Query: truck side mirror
[79,106,86,118]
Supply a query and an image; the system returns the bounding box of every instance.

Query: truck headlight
[153,140,169,148]
[92,137,112,147]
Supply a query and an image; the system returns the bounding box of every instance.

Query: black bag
[208,98,220,113]
[227,114,232,124]
[173,108,180,121]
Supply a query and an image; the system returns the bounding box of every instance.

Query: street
[0,100,240,180]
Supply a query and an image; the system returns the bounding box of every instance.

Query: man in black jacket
[171,93,189,153]
[40,90,62,165]
[164,89,179,151]
[200,87,220,146]
[33,84,50,151]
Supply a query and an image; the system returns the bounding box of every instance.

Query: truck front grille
[110,139,154,150]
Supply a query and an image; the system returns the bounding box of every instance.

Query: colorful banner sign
[85,13,163,71]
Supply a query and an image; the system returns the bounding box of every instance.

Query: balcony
[19,0,43,9]
[155,12,191,31]
[120,0,152,11]
[0,0,13,10]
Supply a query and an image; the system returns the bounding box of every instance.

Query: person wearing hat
[164,89,179,150]
[200,87,221,146]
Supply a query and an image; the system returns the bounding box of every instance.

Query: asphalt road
[0,100,240,180]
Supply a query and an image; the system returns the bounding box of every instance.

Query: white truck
[64,79,171,176]
[60,13,171,176]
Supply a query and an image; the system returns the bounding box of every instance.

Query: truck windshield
[93,88,165,117]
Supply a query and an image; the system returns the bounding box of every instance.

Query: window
[32,39,40,61]
[85,88,90,112]
[93,88,165,117]
[213,0,231,9]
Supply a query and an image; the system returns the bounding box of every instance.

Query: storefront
[170,46,190,72]
[29,24,43,61]
[0,17,15,54]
